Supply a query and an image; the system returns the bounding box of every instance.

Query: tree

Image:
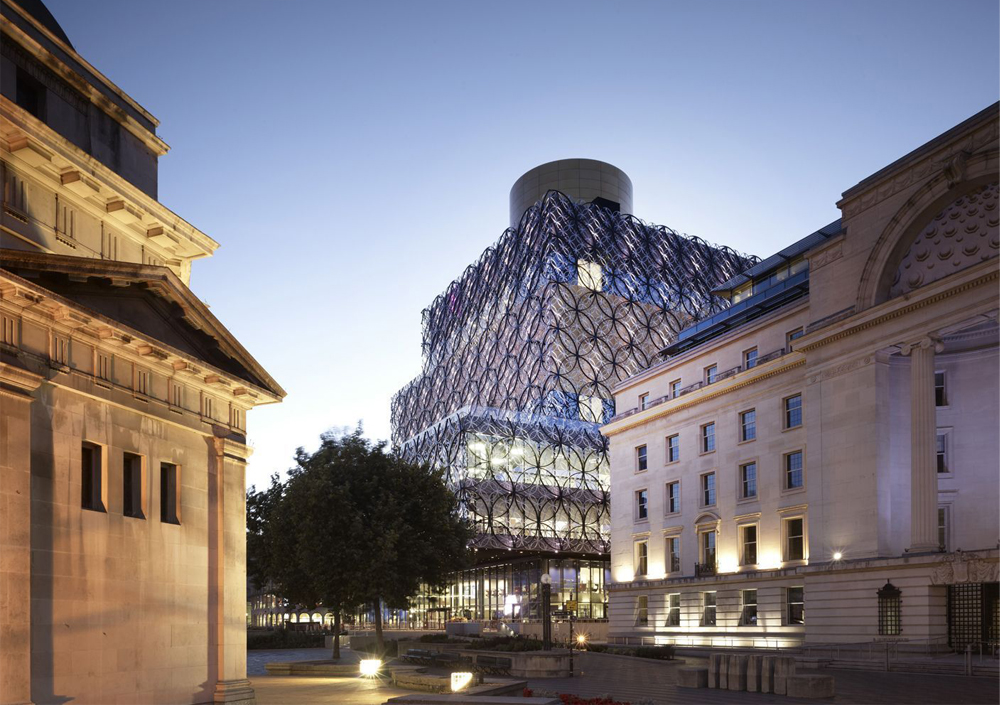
[247,427,472,657]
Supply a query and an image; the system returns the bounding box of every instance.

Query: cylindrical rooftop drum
[509,159,633,228]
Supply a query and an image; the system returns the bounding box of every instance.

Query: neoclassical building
[0,2,283,704]
[604,104,998,649]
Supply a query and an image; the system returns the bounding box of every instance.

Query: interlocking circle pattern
[392,191,754,554]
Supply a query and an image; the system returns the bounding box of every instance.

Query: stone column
[208,436,256,705]
[0,362,43,705]
[902,337,942,553]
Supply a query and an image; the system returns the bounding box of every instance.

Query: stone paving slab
[249,649,1000,705]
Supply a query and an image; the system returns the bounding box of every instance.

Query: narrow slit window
[81,442,105,512]
[160,463,179,524]
[123,452,144,519]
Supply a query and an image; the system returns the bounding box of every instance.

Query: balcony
[694,562,717,578]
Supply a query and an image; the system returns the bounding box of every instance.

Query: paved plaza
[247,648,999,705]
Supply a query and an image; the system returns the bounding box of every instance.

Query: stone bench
[677,667,709,688]
[787,674,836,699]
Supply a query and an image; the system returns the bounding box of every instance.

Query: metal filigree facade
[392,191,754,556]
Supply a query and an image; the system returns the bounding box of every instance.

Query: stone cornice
[838,103,998,216]
[603,354,806,437]
[796,260,999,353]
[1,99,218,261]
[0,358,43,399]
[0,264,284,403]
[613,300,809,395]
[1,6,164,144]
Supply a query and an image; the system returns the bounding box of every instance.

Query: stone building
[603,104,999,649]
[0,2,284,704]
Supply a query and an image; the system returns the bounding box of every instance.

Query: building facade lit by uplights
[604,106,999,650]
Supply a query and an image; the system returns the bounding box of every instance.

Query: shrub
[419,633,462,643]
[246,629,326,650]
[464,636,545,652]
[557,695,630,705]
[634,645,674,660]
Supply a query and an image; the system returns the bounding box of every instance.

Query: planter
[459,649,571,678]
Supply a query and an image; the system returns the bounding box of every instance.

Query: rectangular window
[639,392,649,410]
[666,593,680,626]
[786,327,804,347]
[636,489,648,521]
[938,506,950,552]
[702,591,717,626]
[136,368,149,395]
[666,481,680,514]
[935,371,947,407]
[634,540,648,576]
[52,334,68,364]
[701,422,716,453]
[636,445,647,472]
[701,529,717,567]
[740,461,758,499]
[577,259,603,292]
[785,451,804,490]
[741,524,758,565]
[203,395,214,419]
[122,452,144,519]
[785,517,805,561]
[1,313,17,346]
[785,394,803,428]
[877,585,900,635]
[741,589,758,626]
[787,587,805,625]
[666,434,680,463]
[705,365,718,384]
[701,472,716,507]
[81,442,105,512]
[666,536,680,573]
[15,67,46,120]
[936,431,949,473]
[635,595,648,626]
[744,347,758,370]
[670,379,681,399]
[160,462,179,525]
[740,409,756,442]
[171,382,183,407]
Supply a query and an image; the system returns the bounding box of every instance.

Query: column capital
[899,336,944,356]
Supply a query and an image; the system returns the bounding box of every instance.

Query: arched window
[877,581,902,636]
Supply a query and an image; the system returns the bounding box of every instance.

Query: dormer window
[732,281,753,304]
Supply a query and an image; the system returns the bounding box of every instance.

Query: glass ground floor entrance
[354,555,610,629]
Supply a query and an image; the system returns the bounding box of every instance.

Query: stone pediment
[0,249,284,399]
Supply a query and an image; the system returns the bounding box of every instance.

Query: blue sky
[47,0,999,488]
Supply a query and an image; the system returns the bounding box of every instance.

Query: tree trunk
[374,599,384,652]
[332,610,341,660]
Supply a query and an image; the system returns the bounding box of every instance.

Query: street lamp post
[540,573,552,651]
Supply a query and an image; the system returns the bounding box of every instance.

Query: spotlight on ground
[576,634,588,646]
[451,672,473,692]
[359,659,382,677]
[833,552,843,561]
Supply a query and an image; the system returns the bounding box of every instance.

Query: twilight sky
[47,0,999,489]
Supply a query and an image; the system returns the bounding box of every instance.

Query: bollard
[747,654,762,692]
[728,654,748,691]
[761,655,775,693]
[965,645,972,676]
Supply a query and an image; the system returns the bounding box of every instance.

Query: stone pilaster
[901,337,942,553]
[207,436,256,705]
[0,362,43,705]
